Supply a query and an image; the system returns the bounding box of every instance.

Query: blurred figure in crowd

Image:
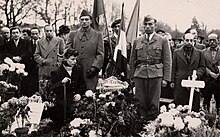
[201,33,220,114]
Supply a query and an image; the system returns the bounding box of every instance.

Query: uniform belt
[139,59,162,65]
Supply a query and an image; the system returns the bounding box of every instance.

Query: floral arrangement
[0,57,28,102]
[138,104,220,137]
[59,89,144,137]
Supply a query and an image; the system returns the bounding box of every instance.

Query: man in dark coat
[66,9,104,91]
[103,19,121,78]
[22,27,41,96]
[0,27,10,63]
[129,15,172,121]
[170,33,206,112]
[3,26,32,96]
[201,33,220,113]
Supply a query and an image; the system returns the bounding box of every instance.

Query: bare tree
[0,0,37,27]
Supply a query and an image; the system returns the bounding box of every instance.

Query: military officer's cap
[80,9,92,19]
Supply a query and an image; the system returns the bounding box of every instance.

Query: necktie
[81,33,87,42]
[146,34,149,42]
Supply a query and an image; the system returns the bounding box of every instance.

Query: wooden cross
[181,70,205,111]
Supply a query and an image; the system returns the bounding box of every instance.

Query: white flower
[176,105,183,111]
[183,105,190,112]
[23,72,28,76]
[160,105,167,113]
[105,91,111,96]
[89,130,97,137]
[85,90,95,98]
[70,118,84,127]
[4,57,14,65]
[0,64,9,75]
[14,63,25,70]
[188,118,201,129]
[71,129,80,136]
[168,103,176,109]
[105,102,116,107]
[98,93,106,98]
[158,112,174,127]
[1,102,9,109]
[184,115,193,123]
[73,94,81,102]
[169,109,179,116]
[9,66,15,71]
[173,117,185,130]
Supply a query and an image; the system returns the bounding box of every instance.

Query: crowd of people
[0,9,220,131]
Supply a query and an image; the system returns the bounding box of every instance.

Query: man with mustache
[201,33,220,114]
[170,32,206,112]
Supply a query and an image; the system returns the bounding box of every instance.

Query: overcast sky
[119,0,220,32]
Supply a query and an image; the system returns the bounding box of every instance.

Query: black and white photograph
[0,0,220,136]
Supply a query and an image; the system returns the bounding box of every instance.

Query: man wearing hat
[103,19,122,77]
[130,15,172,121]
[58,25,70,44]
[201,33,220,114]
[66,9,104,91]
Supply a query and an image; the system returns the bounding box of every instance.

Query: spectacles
[46,30,53,32]
[185,39,193,42]
[80,18,90,21]
[114,25,120,28]
[209,39,217,42]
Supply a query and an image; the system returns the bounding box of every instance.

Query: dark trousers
[134,77,162,121]
[202,78,220,112]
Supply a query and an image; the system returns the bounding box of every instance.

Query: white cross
[181,70,205,112]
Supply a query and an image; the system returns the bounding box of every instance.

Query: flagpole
[101,1,113,56]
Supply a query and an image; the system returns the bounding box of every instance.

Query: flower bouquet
[59,89,144,137]
[139,104,220,137]
[0,57,28,101]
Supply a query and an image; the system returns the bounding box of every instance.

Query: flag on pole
[92,0,104,30]
[126,0,140,47]
[113,3,127,77]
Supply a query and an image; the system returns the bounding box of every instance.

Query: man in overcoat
[66,9,104,91]
[34,25,65,80]
[170,33,206,112]
[3,26,32,96]
[129,15,172,121]
[201,33,220,113]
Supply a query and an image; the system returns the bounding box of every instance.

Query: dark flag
[92,0,104,30]
[113,3,127,78]
[126,0,140,47]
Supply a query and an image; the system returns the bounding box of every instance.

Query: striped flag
[113,3,127,77]
[92,0,104,30]
[126,0,140,47]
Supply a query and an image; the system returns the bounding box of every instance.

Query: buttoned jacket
[130,33,172,81]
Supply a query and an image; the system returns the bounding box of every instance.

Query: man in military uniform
[130,15,172,121]
[66,10,104,91]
